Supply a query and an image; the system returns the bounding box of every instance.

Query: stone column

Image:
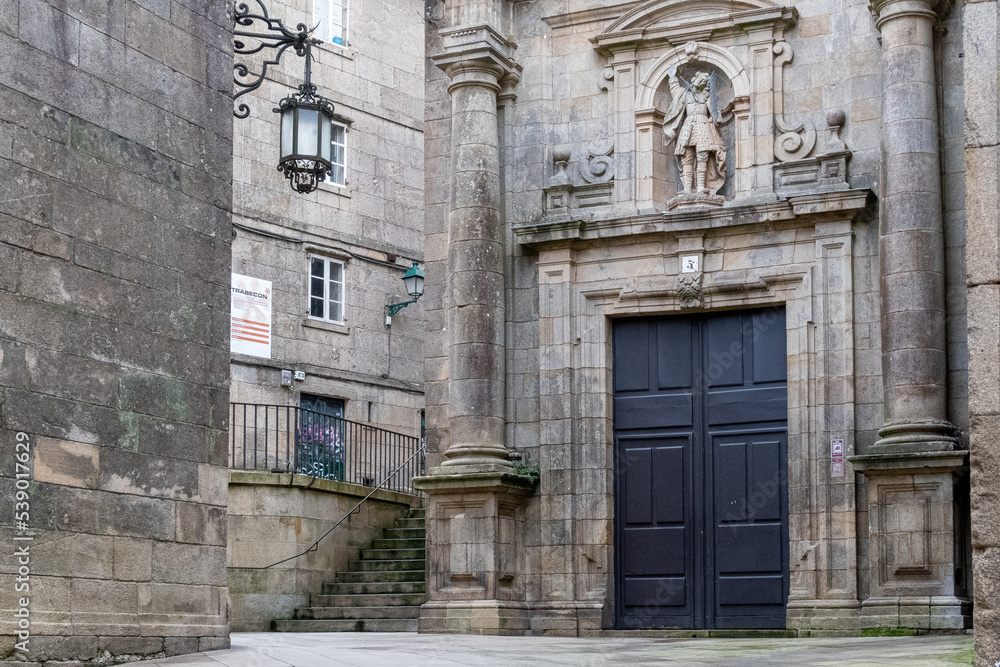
[438,54,511,475]
[872,0,956,454]
[415,35,534,635]
[848,0,969,632]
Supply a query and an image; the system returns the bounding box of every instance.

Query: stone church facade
[418,0,988,641]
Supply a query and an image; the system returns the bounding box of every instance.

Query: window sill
[303,318,350,335]
[318,180,351,197]
[315,40,354,61]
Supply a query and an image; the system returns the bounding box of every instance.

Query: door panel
[613,308,788,630]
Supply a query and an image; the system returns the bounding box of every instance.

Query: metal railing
[229,403,425,493]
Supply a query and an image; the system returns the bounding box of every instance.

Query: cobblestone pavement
[136,632,973,666]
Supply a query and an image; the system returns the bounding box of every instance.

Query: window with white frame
[309,256,345,323]
[326,122,346,187]
[314,0,348,46]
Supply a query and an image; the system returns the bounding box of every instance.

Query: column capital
[432,25,522,94]
[868,0,951,30]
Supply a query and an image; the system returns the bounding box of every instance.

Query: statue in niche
[663,69,727,201]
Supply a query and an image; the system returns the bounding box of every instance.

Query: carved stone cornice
[591,0,797,56]
[513,189,873,249]
[868,0,952,30]
[431,26,522,94]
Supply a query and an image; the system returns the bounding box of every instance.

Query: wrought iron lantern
[275,80,336,193]
[233,0,336,194]
[386,262,425,327]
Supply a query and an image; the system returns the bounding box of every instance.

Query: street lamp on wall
[385,262,425,327]
[233,0,336,194]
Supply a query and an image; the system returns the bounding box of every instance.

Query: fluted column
[872,0,958,452]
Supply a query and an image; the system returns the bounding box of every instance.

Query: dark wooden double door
[613,308,789,629]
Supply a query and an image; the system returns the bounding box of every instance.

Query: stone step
[349,558,426,573]
[336,569,425,584]
[394,518,425,529]
[309,593,427,607]
[383,527,424,539]
[274,618,419,633]
[294,605,422,620]
[407,508,425,518]
[323,580,426,596]
[372,538,425,550]
[360,547,425,560]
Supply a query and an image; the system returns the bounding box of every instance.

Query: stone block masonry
[965,1,1000,664]
[0,0,233,663]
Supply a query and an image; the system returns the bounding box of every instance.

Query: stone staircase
[273,507,426,632]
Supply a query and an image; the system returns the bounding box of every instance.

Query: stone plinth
[414,472,534,634]
[850,452,971,630]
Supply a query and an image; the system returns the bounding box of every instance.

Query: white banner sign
[230,273,272,358]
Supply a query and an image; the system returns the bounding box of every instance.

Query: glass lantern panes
[314,0,348,46]
[308,256,345,323]
[327,122,346,187]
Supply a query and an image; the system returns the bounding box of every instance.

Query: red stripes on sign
[231,317,270,344]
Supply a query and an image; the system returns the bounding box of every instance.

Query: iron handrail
[229,402,424,493]
[230,442,426,570]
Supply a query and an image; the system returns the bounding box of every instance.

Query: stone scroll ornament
[663,69,727,201]
[772,42,816,162]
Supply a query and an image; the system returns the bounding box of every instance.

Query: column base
[860,596,971,631]
[786,599,861,636]
[418,600,531,635]
[870,419,960,454]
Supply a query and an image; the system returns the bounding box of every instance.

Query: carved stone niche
[592,0,836,210]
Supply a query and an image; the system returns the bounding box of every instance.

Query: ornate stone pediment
[593,0,797,54]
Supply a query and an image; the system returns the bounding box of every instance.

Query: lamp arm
[233,0,319,118]
[386,297,420,319]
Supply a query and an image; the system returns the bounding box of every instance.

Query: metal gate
[613,308,789,629]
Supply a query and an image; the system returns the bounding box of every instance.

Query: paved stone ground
[135,632,973,666]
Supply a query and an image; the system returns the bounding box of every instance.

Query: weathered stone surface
[0,0,232,660]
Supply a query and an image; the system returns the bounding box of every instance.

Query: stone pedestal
[414,473,535,634]
[851,452,971,630]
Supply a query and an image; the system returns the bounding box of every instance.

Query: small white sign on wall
[830,438,845,477]
[230,273,272,359]
[680,255,700,273]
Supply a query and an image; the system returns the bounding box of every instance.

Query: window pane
[329,301,343,323]
[332,124,345,145]
[310,297,324,318]
[329,280,342,303]
[331,144,344,166]
[310,276,324,298]
[329,262,343,282]
[314,0,330,41]
[311,258,325,278]
[330,165,345,186]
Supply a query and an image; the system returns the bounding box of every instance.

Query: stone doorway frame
[521,201,867,632]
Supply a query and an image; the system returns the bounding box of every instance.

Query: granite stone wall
[0,0,233,661]
[227,472,417,631]
[965,0,1000,663]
